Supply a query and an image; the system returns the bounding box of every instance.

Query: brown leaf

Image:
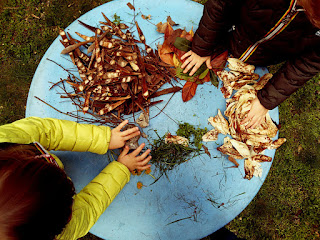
[167,16,178,26]
[228,156,239,168]
[156,22,168,33]
[182,81,198,102]
[210,50,228,74]
[150,86,182,98]
[142,14,151,20]
[164,22,174,40]
[202,144,211,158]
[158,44,174,66]
[127,2,135,10]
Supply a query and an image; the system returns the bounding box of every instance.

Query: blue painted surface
[26,0,279,239]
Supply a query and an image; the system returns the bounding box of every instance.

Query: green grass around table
[1,0,319,239]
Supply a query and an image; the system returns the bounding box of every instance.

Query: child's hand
[117,143,152,171]
[241,98,268,129]
[109,120,140,149]
[181,50,211,76]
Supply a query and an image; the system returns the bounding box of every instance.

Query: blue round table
[26,0,279,239]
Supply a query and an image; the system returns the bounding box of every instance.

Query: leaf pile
[157,21,228,102]
[203,58,287,180]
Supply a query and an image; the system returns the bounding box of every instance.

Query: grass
[1,0,319,240]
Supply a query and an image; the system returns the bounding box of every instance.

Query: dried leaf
[136,112,149,128]
[164,23,174,40]
[202,144,211,158]
[210,50,228,73]
[210,69,219,87]
[137,181,143,189]
[228,156,239,167]
[158,42,175,66]
[158,50,174,66]
[167,16,178,26]
[172,54,180,67]
[150,86,182,98]
[156,22,168,33]
[141,14,151,20]
[182,81,198,102]
[127,2,135,10]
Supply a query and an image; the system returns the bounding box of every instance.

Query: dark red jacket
[192,0,320,109]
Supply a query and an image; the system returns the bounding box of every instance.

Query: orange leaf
[156,22,168,33]
[167,29,183,47]
[164,22,174,40]
[137,181,144,189]
[228,156,239,168]
[174,48,186,61]
[158,43,175,66]
[127,2,135,10]
[210,50,228,73]
[159,52,174,66]
[182,81,198,102]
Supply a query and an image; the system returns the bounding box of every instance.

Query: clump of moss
[176,122,207,149]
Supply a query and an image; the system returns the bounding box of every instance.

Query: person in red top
[181,0,320,128]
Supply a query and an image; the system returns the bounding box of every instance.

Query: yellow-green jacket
[0,117,131,240]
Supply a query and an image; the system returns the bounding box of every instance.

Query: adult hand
[180,50,211,76]
[241,98,268,129]
[117,143,152,171]
[109,120,140,149]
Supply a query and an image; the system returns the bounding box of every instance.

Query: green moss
[176,122,207,149]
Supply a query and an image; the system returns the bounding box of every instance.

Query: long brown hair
[0,143,75,240]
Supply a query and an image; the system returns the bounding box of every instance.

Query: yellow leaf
[189,27,194,37]
[173,54,181,67]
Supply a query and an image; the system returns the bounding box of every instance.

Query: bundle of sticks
[54,12,181,124]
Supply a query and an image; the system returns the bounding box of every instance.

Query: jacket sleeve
[0,117,111,154]
[56,161,130,240]
[257,49,320,110]
[192,0,243,56]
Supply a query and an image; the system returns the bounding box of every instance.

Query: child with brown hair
[0,117,151,240]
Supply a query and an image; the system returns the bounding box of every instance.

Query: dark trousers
[208,227,246,240]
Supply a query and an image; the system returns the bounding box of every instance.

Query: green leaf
[199,68,209,79]
[176,62,208,83]
[176,65,195,82]
[173,37,192,52]
[210,69,219,88]
[193,62,207,77]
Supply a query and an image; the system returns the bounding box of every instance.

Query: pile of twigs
[51,12,181,125]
